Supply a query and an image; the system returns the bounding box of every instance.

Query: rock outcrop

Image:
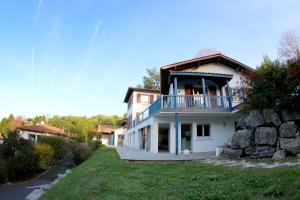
[222,109,300,159]
[231,130,253,149]
[279,122,297,138]
[221,147,243,159]
[263,109,281,127]
[255,127,277,146]
[244,110,264,129]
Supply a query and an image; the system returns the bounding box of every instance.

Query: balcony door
[208,86,218,107]
[184,85,194,108]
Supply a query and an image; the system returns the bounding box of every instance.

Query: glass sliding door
[181,124,192,151]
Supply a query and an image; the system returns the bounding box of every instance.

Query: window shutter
[137,94,141,103]
[150,95,154,103]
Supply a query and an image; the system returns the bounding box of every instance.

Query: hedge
[38,136,67,163]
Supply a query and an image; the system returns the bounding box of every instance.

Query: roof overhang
[160,53,257,94]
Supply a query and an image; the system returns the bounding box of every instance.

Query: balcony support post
[174,77,179,155]
[219,85,224,108]
[175,113,179,155]
[226,80,232,108]
[173,77,178,108]
[202,78,206,108]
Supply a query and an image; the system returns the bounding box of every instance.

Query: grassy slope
[41,149,300,200]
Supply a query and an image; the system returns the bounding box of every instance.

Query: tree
[142,68,160,90]
[243,55,299,112]
[278,30,300,61]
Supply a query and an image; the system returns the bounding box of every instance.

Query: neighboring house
[89,125,122,146]
[0,133,5,144]
[124,53,256,154]
[114,126,126,146]
[18,122,68,142]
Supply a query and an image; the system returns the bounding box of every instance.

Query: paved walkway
[117,147,300,168]
[199,158,300,169]
[0,154,74,200]
[116,146,216,161]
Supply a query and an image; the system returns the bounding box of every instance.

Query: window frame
[140,94,150,104]
[196,124,211,138]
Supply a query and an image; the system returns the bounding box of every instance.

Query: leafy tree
[0,118,10,137]
[243,56,299,112]
[142,68,160,90]
[31,115,47,125]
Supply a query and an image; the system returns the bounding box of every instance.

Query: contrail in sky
[64,20,102,99]
[89,26,144,101]
[31,0,42,92]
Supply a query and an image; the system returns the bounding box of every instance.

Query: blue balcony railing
[129,95,232,129]
[161,95,231,109]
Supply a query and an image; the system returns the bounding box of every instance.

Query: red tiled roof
[18,124,68,137]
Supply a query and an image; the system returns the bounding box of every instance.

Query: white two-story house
[124,53,255,154]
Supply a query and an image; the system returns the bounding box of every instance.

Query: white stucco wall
[20,130,56,142]
[101,134,112,146]
[156,115,237,153]
[127,91,159,125]
[127,114,238,154]
[114,127,126,146]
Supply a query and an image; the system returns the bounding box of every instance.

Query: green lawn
[41,149,300,200]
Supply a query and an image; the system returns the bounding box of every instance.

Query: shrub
[99,144,106,150]
[0,159,7,183]
[6,137,39,181]
[38,136,67,162]
[72,143,93,165]
[35,143,54,170]
[88,140,101,151]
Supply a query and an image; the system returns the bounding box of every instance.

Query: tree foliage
[142,68,160,90]
[244,31,300,112]
[0,114,125,142]
[243,56,300,112]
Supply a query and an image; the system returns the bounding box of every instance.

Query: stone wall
[222,109,300,159]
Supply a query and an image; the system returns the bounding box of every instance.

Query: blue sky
[0,0,300,118]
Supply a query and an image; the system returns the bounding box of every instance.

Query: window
[29,134,36,141]
[141,94,150,103]
[197,124,210,137]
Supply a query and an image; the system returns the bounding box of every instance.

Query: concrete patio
[116,146,216,161]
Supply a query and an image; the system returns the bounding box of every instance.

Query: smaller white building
[114,127,126,146]
[89,124,126,146]
[18,122,68,142]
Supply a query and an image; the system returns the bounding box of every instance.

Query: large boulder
[255,127,277,146]
[244,110,265,129]
[263,109,281,127]
[231,129,253,149]
[281,111,300,122]
[272,150,286,160]
[279,138,300,155]
[246,146,276,158]
[236,116,247,130]
[279,121,298,138]
[221,147,243,159]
